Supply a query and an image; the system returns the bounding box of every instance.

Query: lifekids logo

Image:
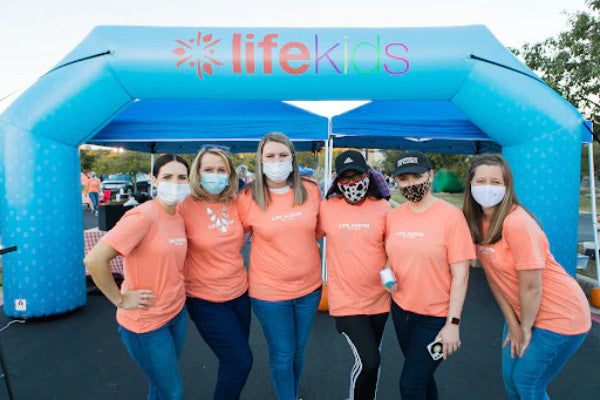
[172,31,410,79]
[172,32,223,79]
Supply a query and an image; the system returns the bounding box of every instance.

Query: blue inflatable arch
[0,26,588,317]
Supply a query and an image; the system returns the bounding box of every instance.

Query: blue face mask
[201,173,229,195]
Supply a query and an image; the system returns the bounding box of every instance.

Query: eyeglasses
[338,172,367,184]
[200,144,231,153]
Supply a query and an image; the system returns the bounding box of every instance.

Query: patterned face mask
[337,174,370,204]
[399,180,431,203]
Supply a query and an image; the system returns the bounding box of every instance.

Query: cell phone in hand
[426,338,443,361]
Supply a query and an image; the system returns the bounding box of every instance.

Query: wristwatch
[450,317,460,325]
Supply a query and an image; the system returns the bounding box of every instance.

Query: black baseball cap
[335,150,369,176]
[393,151,432,176]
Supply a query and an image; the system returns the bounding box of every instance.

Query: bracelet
[450,317,460,325]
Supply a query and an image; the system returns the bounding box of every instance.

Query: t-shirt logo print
[172,32,223,79]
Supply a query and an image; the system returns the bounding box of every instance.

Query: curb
[577,273,599,296]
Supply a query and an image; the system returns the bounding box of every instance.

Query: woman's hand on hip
[118,289,157,310]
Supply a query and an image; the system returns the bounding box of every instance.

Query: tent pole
[587,143,600,285]
[150,153,155,198]
[321,136,329,282]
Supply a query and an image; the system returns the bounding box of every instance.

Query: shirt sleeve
[446,209,477,264]
[503,212,546,270]
[101,207,154,257]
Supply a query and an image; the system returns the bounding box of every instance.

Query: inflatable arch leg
[0,124,86,318]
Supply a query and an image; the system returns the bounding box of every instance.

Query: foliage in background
[512,0,600,178]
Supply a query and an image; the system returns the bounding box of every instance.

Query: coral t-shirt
[101,201,187,333]
[177,196,248,302]
[87,178,100,193]
[385,199,475,317]
[319,196,391,316]
[238,182,321,301]
[477,206,591,335]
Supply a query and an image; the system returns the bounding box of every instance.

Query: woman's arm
[485,270,522,358]
[517,269,542,355]
[436,260,469,359]
[84,241,157,309]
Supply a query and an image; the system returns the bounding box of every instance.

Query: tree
[512,0,600,177]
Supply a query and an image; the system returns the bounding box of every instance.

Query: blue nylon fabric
[89,100,328,153]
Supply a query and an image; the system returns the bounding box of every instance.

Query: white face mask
[157,181,190,205]
[262,161,293,183]
[471,185,506,208]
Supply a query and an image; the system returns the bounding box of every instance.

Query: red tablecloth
[84,228,124,276]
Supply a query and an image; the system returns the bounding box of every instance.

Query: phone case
[426,338,443,361]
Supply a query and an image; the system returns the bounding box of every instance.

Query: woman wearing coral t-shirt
[178,146,252,400]
[84,154,191,400]
[386,151,474,400]
[319,150,391,400]
[463,154,590,400]
[238,132,321,400]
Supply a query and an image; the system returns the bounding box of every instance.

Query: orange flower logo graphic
[172,32,222,79]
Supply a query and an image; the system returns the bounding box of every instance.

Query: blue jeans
[391,301,446,400]
[186,293,253,400]
[501,324,587,400]
[89,191,99,211]
[118,306,187,400]
[251,288,321,400]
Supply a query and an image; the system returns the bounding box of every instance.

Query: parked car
[101,173,152,200]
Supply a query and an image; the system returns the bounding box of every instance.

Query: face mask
[471,185,506,208]
[400,180,431,203]
[262,161,293,183]
[337,175,370,204]
[157,181,190,205]
[201,173,229,195]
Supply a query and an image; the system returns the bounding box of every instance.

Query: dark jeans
[118,306,187,400]
[391,302,446,400]
[186,293,253,400]
[335,312,389,400]
[251,288,321,400]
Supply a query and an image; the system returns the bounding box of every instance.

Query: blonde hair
[463,154,532,244]
[245,132,308,210]
[189,147,238,202]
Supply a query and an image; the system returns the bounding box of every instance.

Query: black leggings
[335,312,389,400]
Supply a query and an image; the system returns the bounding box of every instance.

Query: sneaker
[94,211,99,216]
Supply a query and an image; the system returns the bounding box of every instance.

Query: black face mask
[399,180,431,203]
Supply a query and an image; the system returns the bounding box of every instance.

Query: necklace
[206,203,231,233]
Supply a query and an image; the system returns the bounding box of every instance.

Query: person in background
[81,170,92,211]
[319,150,391,400]
[84,154,191,400]
[238,132,321,400]
[178,146,253,400]
[369,168,391,200]
[88,171,101,216]
[385,150,473,400]
[463,154,590,400]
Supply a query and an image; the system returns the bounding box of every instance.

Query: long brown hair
[189,147,238,203]
[244,132,308,210]
[463,154,529,244]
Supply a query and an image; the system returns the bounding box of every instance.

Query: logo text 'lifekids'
[233,33,409,76]
[172,32,410,79]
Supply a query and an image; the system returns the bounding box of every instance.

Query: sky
[0,0,590,116]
